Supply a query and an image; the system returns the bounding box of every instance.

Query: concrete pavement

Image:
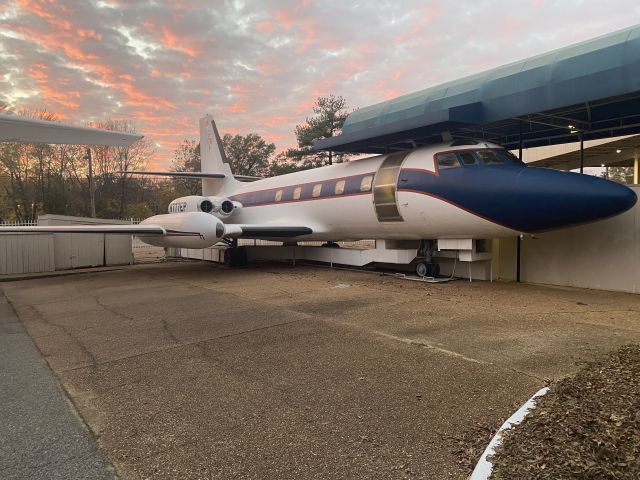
[2,262,640,479]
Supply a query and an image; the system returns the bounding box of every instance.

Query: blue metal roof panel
[316,24,640,152]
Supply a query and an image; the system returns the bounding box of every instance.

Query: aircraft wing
[0,225,166,234]
[0,113,143,146]
[0,223,313,239]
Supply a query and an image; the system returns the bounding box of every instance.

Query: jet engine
[137,212,225,248]
[168,195,238,219]
[207,196,237,219]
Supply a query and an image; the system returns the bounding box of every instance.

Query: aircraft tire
[235,247,248,266]
[224,248,233,266]
[416,261,428,277]
[225,247,248,267]
[416,261,439,277]
[428,262,440,277]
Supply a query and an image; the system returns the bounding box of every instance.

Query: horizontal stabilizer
[120,171,262,182]
[0,114,143,147]
[121,171,226,179]
[233,175,263,182]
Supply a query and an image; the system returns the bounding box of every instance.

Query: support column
[86,148,96,218]
[579,132,584,174]
[634,152,638,185]
[518,121,523,161]
[517,122,523,283]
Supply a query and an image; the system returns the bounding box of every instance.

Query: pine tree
[286,95,353,168]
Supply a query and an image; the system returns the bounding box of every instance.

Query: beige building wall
[493,186,640,293]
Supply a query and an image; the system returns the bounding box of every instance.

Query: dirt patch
[491,344,640,479]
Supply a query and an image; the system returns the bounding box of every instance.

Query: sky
[1,0,639,168]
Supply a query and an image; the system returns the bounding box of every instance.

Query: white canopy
[0,113,143,147]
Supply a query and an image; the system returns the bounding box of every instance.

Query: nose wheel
[416,261,440,278]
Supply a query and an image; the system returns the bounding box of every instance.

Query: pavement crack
[160,318,179,343]
[59,318,304,373]
[21,305,97,367]
[93,296,136,322]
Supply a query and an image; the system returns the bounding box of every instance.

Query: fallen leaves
[491,344,640,479]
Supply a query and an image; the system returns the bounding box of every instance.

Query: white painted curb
[470,387,550,480]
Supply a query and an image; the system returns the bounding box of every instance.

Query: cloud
[1,0,639,167]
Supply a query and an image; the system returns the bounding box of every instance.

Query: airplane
[0,113,636,277]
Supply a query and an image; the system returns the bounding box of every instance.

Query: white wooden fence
[0,220,38,227]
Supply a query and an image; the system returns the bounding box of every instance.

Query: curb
[470,387,550,479]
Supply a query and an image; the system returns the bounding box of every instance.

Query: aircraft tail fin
[199,115,241,196]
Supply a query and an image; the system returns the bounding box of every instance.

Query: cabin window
[475,150,504,164]
[292,186,301,200]
[360,175,373,192]
[436,152,460,169]
[312,184,322,198]
[457,151,477,165]
[335,180,345,195]
[274,190,283,202]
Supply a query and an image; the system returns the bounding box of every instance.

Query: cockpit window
[446,148,523,167]
[474,150,504,164]
[457,151,477,165]
[436,152,460,169]
[495,149,522,163]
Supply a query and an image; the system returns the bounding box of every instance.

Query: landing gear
[224,245,248,267]
[415,239,439,277]
[415,261,440,278]
[321,242,340,248]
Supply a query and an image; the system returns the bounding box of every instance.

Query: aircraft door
[372,151,409,222]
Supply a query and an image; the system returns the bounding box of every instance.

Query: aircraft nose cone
[598,177,637,214]
[518,168,637,232]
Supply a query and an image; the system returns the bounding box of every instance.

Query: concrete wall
[494,186,640,293]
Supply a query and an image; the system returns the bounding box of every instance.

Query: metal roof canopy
[315,24,640,154]
[526,135,640,171]
[0,114,143,147]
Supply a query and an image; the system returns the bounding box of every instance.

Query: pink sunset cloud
[1,0,638,168]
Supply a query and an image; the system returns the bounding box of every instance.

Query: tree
[0,108,156,221]
[605,166,633,184]
[88,119,153,218]
[222,133,275,177]
[171,140,201,195]
[0,109,59,221]
[286,95,353,168]
[170,133,276,191]
[268,152,304,176]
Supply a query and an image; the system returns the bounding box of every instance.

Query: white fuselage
[223,143,517,241]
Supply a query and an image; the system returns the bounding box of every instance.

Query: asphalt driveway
[3,262,640,479]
